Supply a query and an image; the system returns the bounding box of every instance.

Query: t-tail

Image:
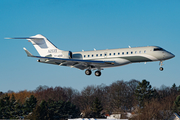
[6,34,73,58]
[26,34,61,56]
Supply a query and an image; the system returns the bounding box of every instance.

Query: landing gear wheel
[85,69,92,75]
[159,67,164,71]
[95,71,101,77]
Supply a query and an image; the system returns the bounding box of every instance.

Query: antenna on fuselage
[128,46,131,48]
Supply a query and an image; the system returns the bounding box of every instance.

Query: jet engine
[62,51,73,59]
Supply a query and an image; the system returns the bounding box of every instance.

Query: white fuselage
[7,34,175,76]
[71,46,174,69]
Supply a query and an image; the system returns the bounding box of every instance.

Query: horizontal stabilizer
[23,48,33,57]
[5,37,43,40]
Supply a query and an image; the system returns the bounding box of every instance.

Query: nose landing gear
[159,61,164,71]
[159,67,164,71]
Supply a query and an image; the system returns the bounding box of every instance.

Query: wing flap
[34,56,115,65]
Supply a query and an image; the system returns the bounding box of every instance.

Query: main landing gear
[85,69,92,75]
[85,69,102,77]
[95,71,101,76]
[159,61,164,71]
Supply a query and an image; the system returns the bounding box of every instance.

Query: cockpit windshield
[154,47,164,51]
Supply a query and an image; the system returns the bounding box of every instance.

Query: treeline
[0,79,180,119]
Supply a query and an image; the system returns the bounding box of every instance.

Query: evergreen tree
[39,100,52,120]
[27,105,41,120]
[27,100,52,120]
[0,94,24,119]
[171,83,178,94]
[14,101,24,117]
[23,95,37,115]
[0,98,5,119]
[24,95,37,115]
[91,97,103,118]
[63,101,80,118]
[173,95,180,115]
[135,80,157,107]
[9,94,16,118]
[172,83,177,88]
[2,94,11,118]
[47,100,80,119]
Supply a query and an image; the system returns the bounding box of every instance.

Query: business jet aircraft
[6,34,175,77]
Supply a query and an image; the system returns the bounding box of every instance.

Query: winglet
[23,47,33,57]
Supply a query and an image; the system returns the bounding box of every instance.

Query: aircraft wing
[23,48,115,70]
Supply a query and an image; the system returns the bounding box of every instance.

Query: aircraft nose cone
[163,51,175,60]
[168,53,175,59]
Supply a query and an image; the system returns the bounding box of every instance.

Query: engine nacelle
[61,51,73,59]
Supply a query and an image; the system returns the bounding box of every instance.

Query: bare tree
[126,79,139,111]
[76,85,96,117]
[109,80,130,112]
[132,96,174,120]
[63,87,80,102]
[35,87,67,103]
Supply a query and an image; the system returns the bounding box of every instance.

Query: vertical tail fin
[27,34,62,56]
[5,34,62,57]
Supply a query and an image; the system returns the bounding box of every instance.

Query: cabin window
[92,55,94,57]
[127,52,128,54]
[109,53,111,56]
[144,50,146,53]
[135,51,137,54]
[122,52,124,55]
[118,52,120,55]
[114,53,115,55]
[131,51,133,54]
[96,54,98,57]
[105,54,107,56]
[100,54,102,56]
[84,55,86,58]
[88,55,90,57]
[139,51,141,53]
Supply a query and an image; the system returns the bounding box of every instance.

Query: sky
[0,0,179,93]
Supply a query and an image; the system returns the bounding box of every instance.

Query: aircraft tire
[159,67,164,71]
[85,69,92,75]
[95,71,101,77]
